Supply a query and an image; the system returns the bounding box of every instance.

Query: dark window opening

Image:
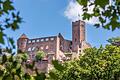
[79,43,81,48]
[70,42,72,45]
[79,50,81,53]
[75,38,77,42]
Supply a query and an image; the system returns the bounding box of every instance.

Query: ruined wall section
[58,34,72,53]
[26,36,57,58]
[62,40,72,52]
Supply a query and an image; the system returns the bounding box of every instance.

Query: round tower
[17,34,28,52]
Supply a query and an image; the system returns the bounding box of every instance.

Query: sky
[6,0,120,48]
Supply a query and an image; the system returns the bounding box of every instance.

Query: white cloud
[64,0,99,24]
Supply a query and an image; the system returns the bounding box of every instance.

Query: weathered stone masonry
[17,20,91,73]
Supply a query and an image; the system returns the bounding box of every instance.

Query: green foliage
[77,0,120,31]
[49,45,120,80]
[35,51,45,61]
[0,0,22,53]
[0,55,23,80]
[34,73,46,80]
[21,53,29,62]
[107,37,120,46]
[0,54,47,80]
[52,60,65,72]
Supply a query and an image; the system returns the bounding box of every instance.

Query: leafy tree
[35,51,45,61]
[0,0,22,53]
[49,45,120,80]
[0,55,24,80]
[0,54,47,80]
[77,0,120,31]
[107,37,120,46]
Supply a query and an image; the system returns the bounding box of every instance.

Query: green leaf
[16,67,22,76]
[34,73,46,80]
[12,12,16,18]
[11,21,19,31]
[3,0,14,13]
[49,72,58,80]
[82,12,92,20]
[23,73,31,80]
[104,23,110,30]
[0,32,4,44]
[94,24,100,28]
[52,60,65,72]
[12,61,18,68]
[2,54,7,64]
[77,0,88,6]
[95,0,109,8]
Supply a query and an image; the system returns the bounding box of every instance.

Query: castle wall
[26,36,57,54]
[17,20,91,73]
[25,36,58,60]
[62,40,72,52]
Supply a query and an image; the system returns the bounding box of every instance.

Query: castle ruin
[17,20,91,73]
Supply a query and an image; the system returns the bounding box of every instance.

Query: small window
[41,39,44,42]
[46,45,49,49]
[79,43,81,48]
[28,48,31,51]
[75,38,77,42]
[40,46,44,50]
[36,39,39,42]
[70,46,72,49]
[79,50,81,53]
[32,40,35,43]
[28,41,31,43]
[32,47,35,51]
[45,38,49,41]
[50,38,54,41]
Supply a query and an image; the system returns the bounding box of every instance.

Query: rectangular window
[28,41,31,43]
[45,38,49,41]
[36,39,39,42]
[32,40,35,43]
[50,38,54,41]
[41,39,44,42]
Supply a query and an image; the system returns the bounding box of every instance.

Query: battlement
[72,20,85,26]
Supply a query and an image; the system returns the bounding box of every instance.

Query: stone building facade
[17,20,91,73]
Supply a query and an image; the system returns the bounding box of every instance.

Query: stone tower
[72,20,85,53]
[17,34,28,52]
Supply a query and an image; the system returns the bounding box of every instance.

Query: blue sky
[6,0,120,48]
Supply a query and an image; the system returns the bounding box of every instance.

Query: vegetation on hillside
[49,45,120,80]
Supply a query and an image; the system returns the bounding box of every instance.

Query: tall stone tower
[17,34,28,52]
[72,20,85,53]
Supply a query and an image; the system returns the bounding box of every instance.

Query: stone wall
[26,36,57,54]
